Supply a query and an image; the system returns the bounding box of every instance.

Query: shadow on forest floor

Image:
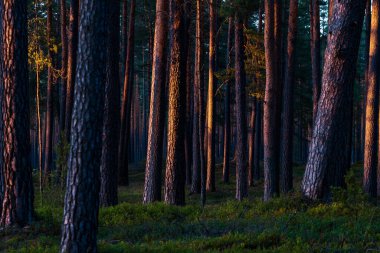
[1,163,380,252]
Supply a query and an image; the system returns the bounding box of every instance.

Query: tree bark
[302,0,366,200]
[363,0,379,198]
[311,0,321,123]
[59,0,67,132]
[164,0,187,205]
[64,0,79,141]
[100,0,120,207]
[280,0,298,194]
[248,100,256,187]
[118,0,136,186]
[143,0,168,203]
[235,14,248,201]
[0,0,34,227]
[60,0,108,251]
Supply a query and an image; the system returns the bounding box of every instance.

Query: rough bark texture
[44,0,54,181]
[100,1,120,207]
[206,0,216,192]
[59,0,108,251]
[164,0,187,205]
[118,0,136,186]
[263,0,279,201]
[59,0,67,132]
[0,0,34,227]
[363,0,379,198]
[223,16,233,184]
[280,0,298,194]
[143,0,168,203]
[302,0,366,200]
[311,0,321,122]
[64,0,79,141]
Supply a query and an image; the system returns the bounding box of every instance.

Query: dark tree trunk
[59,0,67,132]
[143,0,168,203]
[302,0,366,200]
[364,0,379,198]
[44,0,54,181]
[248,100,256,187]
[235,14,248,201]
[164,0,187,205]
[100,0,120,207]
[0,0,34,227]
[64,0,79,141]
[121,0,128,79]
[263,0,279,201]
[254,101,262,180]
[223,16,233,184]
[118,0,136,186]
[59,0,108,251]
[206,0,216,192]
[311,0,321,123]
[280,0,298,194]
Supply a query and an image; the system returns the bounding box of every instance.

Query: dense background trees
[0,0,377,251]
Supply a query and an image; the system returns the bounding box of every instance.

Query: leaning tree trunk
[0,0,34,227]
[280,0,298,194]
[206,0,216,192]
[164,0,187,206]
[100,0,120,207]
[235,14,248,201]
[310,0,321,123]
[143,0,168,203]
[223,16,233,184]
[44,0,54,182]
[363,0,379,198]
[118,0,136,186]
[64,0,79,141]
[60,0,108,251]
[302,0,366,200]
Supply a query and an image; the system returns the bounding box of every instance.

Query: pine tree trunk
[302,0,366,200]
[248,100,256,187]
[254,101,262,180]
[59,0,67,133]
[64,0,79,141]
[118,0,136,186]
[280,0,298,194]
[143,0,168,203]
[206,0,216,192]
[100,1,120,207]
[0,0,34,227]
[311,0,321,123]
[363,0,379,198]
[164,0,187,205]
[223,16,233,184]
[60,0,108,251]
[235,14,248,201]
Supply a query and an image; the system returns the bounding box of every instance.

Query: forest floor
[1,163,380,252]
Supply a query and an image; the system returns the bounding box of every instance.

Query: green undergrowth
[2,164,380,252]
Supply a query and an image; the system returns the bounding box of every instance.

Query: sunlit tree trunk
[164,0,187,205]
[302,0,366,200]
[59,0,67,132]
[60,0,108,251]
[143,0,168,203]
[0,0,34,227]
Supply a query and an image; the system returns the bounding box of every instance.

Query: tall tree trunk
[223,16,233,184]
[248,100,256,187]
[143,0,168,203]
[254,102,262,180]
[302,0,366,200]
[311,0,321,123]
[60,0,108,251]
[164,0,187,205]
[64,0,79,141]
[364,0,379,198]
[59,0,67,132]
[44,0,54,182]
[235,14,248,201]
[206,0,216,192]
[280,0,298,194]
[118,0,136,186]
[263,0,279,201]
[100,0,120,207]
[0,0,34,227]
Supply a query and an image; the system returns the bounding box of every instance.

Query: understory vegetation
[1,164,379,253]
